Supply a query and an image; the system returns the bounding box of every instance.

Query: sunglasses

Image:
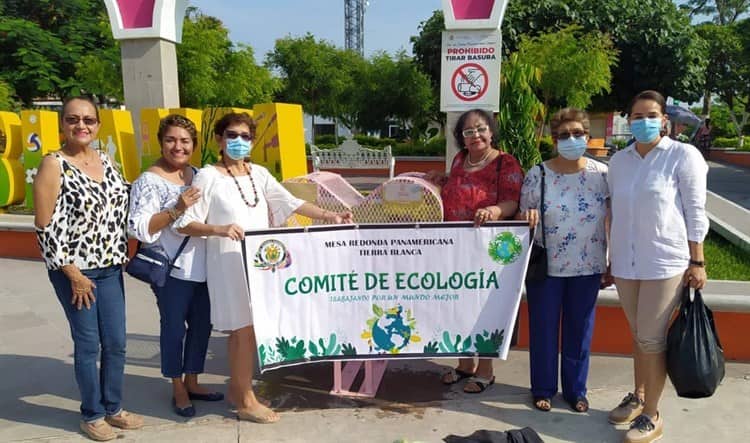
[555,130,587,140]
[224,130,252,141]
[462,126,489,138]
[64,116,99,126]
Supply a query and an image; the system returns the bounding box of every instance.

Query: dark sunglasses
[555,130,587,140]
[64,116,99,126]
[224,130,252,141]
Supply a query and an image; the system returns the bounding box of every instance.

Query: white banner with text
[242,222,531,372]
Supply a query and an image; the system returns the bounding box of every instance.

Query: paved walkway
[1,257,749,442]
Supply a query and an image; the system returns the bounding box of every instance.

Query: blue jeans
[48,265,126,422]
[526,274,600,402]
[152,276,211,378]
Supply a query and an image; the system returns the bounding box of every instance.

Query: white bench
[310,138,395,178]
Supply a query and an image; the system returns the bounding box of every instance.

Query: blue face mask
[225,137,252,160]
[556,136,588,160]
[630,118,662,143]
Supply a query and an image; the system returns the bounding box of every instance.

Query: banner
[242,222,532,372]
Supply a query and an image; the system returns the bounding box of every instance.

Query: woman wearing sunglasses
[174,113,352,424]
[516,108,610,414]
[428,108,524,393]
[34,96,143,441]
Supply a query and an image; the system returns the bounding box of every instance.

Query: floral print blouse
[519,159,609,277]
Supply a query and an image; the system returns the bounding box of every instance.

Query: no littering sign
[451,63,488,102]
[440,29,501,112]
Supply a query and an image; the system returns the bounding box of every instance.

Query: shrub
[355,135,396,147]
[713,137,739,148]
[313,134,337,145]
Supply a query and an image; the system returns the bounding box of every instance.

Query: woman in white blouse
[175,113,352,424]
[128,115,223,418]
[517,108,609,414]
[607,90,708,443]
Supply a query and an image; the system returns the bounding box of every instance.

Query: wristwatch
[689,259,705,267]
[167,207,181,221]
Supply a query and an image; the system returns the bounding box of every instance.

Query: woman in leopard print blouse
[33,96,142,441]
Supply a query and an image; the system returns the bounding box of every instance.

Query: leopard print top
[36,151,130,270]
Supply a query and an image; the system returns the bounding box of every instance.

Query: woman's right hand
[516,209,540,229]
[175,186,202,213]
[423,170,448,186]
[216,223,244,241]
[62,266,97,310]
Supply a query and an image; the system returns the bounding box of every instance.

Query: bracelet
[689,259,705,267]
[167,207,180,221]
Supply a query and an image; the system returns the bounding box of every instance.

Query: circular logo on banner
[451,63,489,102]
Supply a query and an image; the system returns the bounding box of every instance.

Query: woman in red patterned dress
[426,108,524,393]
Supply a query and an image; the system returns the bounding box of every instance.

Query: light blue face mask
[225,137,252,160]
[630,118,662,143]
[556,136,588,160]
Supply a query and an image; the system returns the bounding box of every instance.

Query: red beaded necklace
[223,159,259,208]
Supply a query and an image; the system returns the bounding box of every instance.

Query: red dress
[441,150,524,221]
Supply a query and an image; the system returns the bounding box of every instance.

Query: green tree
[266,34,349,140]
[0,0,110,104]
[683,0,750,25]
[410,10,445,129]
[502,0,707,110]
[0,79,17,110]
[177,9,277,108]
[496,54,545,170]
[517,26,618,113]
[74,16,122,103]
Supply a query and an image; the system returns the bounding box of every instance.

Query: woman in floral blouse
[517,108,609,413]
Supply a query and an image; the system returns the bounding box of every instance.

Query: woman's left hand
[683,265,707,289]
[328,211,354,224]
[474,207,493,226]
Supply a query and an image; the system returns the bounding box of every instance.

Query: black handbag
[666,287,725,398]
[126,237,190,287]
[525,164,547,284]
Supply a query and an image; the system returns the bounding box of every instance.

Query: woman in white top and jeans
[129,115,223,418]
[607,90,708,443]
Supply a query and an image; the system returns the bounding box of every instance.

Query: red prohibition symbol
[451,63,489,102]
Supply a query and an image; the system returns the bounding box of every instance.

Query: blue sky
[188,0,443,62]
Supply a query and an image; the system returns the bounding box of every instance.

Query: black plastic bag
[666,287,725,398]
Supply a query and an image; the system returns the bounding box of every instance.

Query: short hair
[628,90,666,115]
[550,108,590,137]
[213,112,256,138]
[61,96,99,121]
[158,114,198,147]
[452,108,499,150]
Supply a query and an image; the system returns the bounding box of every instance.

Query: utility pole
[344,0,365,55]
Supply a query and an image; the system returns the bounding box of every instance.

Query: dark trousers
[526,274,600,402]
[152,276,211,378]
[48,265,126,422]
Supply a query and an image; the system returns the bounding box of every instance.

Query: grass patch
[704,230,750,281]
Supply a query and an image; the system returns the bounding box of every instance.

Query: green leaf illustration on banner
[309,333,341,356]
[258,343,282,365]
[259,344,267,364]
[341,343,357,355]
[474,329,505,354]
[276,336,307,361]
[423,341,439,353]
[372,304,384,317]
[439,331,472,353]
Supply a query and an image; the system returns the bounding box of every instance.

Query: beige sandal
[236,405,280,424]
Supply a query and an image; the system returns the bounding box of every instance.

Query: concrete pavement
[1,256,749,443]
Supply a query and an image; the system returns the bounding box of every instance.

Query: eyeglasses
[224,130,252,141]
[462,126,489,138]
[63,116,99,126]
[555,130,587,140]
